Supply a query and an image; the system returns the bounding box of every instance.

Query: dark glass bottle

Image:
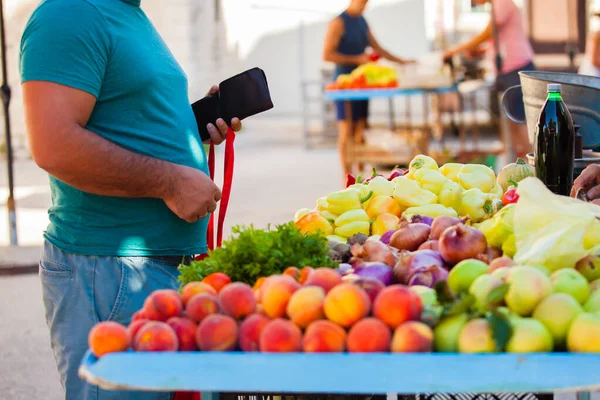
[534,84,575,195]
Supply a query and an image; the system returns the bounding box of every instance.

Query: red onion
[354,262,394,286]
[362,240,399,267]
[409,214,434,226]
[430,216,468,240]
[393,251,414,283]
[393,250,445,284]
[336,263,354,276]
[380,229,397,245]
[352,277,386,301]
[389,223,431,251]
[439,224,487,265]
[476,246,503,264]
[407,265,449,288]
[419,240,440,251]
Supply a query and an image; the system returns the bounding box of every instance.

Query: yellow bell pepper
[502,234,517,257]
[414,169,452,195]
[460,188,495,222]
[334,209,370,237]
[476,203,515,248]
[366,195,402,219]
[490,182,504,200]
[438,181,463,212]
[458,164,497,193]
[367,176,395,197]
[316,197,329,212]
[408,154,439,175]
[393,178,438,208]
[439,163,464,183]
[320,210,339,224]
[404,204,459,218]
[326,235,348,244]
[371,213,400,236]
[326,188,371,215]
[294,208,312,223]
[295,211,334,236]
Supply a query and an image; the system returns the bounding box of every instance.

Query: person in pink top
[443,0,535,159]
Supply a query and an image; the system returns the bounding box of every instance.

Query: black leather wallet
[192,67,274,141]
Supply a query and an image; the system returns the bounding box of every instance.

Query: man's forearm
[37,124,175,199]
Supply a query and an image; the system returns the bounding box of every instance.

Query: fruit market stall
[79,154,600,398]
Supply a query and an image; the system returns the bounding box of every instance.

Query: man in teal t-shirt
[19,0,241,398]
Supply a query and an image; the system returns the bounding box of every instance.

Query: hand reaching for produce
[204,85,242,145]
[571,164,600,205]
[162,163,222,223]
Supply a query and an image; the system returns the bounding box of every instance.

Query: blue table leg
[201,392,219,400]
[577,392,591,400]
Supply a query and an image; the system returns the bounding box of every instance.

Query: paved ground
[0,119,594,399]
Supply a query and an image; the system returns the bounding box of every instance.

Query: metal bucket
[502,71,600,151]
[526,151,600,181]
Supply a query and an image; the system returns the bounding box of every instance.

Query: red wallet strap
[206,127,235,250]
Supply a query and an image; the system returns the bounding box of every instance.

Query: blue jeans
[40,241,185,400]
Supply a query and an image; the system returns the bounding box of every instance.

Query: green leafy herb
[434,280,455,304]
[486,283,510,306]
[487,309,513,351]
[443,294,475,317]
[177,222,336,287]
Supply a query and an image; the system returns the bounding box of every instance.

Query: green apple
[590,279,600,294]
[528,264,551,277]
[584,290,600,313]
[491,266,511,282]
[550,269,590,304]
[533,293,582,348]
[567,312,600,353]
[433,313,469,352]
[448,259,489,295]
[458,318,498,353]
[469,274,504,312]
[496,306,521,324]
[410,285,438,308]
[575,255,600,282]
[505,266,553,317]
[506,318,553,353]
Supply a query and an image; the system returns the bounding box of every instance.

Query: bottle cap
[547,83,562,93]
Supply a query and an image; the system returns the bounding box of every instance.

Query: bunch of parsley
[178,222,336,287]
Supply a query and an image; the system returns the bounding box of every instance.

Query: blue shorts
[40,241,184,400]
[499,61,536,90]
[335,99,369,121]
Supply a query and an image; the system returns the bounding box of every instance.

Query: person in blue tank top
[323,0,414,181]
[19,0,242,399]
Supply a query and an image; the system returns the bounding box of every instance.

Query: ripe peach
[196,314,238,351]
[89,321,130,358]
[298,267,314,284]
[185,293,220,323]
[253,277,267,292]
[143,289,183,322]
[304,268,343,293]
[259,318,303,353]
[202,272,231,293]
[219,282,257,320]
[131,309,148,322]
[303,320,346,353]
[181,282,217,305]
[284,267,301,280]
[373,285,423,329]
[286,286,326,329]
[346,318,391,353]
[261,275,301,319]
[323,283,371,328]
[167,317,198,351]
[391,321,434,353]
[239,313,271,352]
[352,277,385,304]
[133,321,178,352]
[127,319,149,343]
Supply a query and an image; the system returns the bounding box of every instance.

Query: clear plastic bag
[513,178,600,271]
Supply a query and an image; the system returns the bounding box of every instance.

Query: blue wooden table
[322,86,457,101]
[79,350,600,397]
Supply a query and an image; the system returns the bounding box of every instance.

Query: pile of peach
[88,268,433,358]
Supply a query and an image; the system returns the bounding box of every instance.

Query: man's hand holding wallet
[192,67,274,143]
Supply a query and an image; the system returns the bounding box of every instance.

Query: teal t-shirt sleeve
[19,0,111,98]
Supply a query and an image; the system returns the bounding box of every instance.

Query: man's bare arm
[323,18,369,66]
[23,81,220,222]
